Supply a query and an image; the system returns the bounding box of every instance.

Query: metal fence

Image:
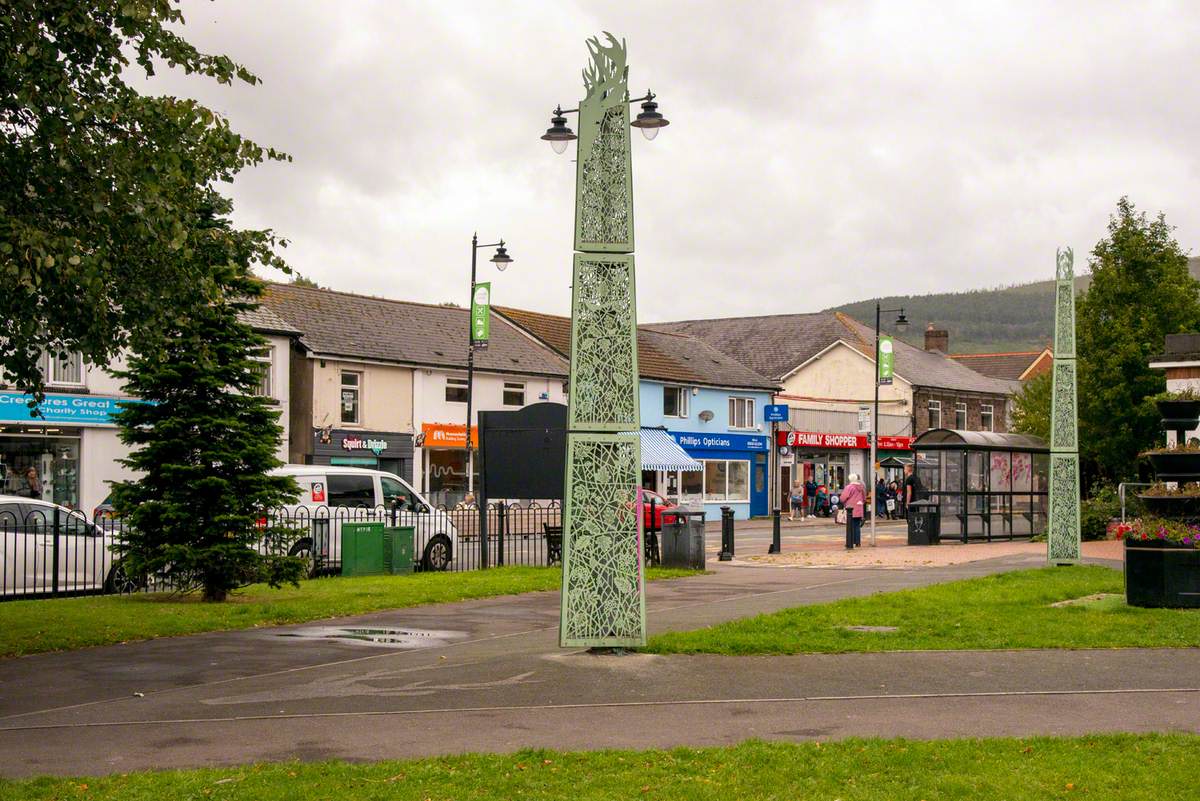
[0,500,568,600]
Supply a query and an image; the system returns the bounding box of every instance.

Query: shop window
[340,371,361,425]
[327,474,374,508]
[503,382,525,407]
[43,351,83,386]
[663,386,689,418]
[700,459,750,502]
[728,397,755,429]
[981,404,994,432]
[954,402,967,430]
[445,377,469,404]
[251,346,273,398]
[680,468,703,499]
[928,400,941,429]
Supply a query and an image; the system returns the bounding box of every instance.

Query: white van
[270,465,458,571]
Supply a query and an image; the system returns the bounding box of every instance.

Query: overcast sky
[148,1,1200,321]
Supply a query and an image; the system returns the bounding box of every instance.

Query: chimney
[924,322,949,353]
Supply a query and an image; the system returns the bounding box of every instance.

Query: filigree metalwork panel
[574,33,633,253]
[1048,453,1081,563]
[560,434,645,647]
[568,254,639,431]
[1050,361,1078,451]
[1048,246,1080,564]
[1054,282,1076,358]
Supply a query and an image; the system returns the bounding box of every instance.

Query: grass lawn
[0,566,696,659]
[647,565,1200,655]
[2,735,1198,800]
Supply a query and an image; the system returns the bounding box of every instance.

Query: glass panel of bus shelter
[1032,453,1049,493]
[1012,451,1032,493]
[1011,494,1033,535]
[967,493,987,536]
[916,452,940,493]
[989,493,1010,537]
[941,451,964,497]
[967,450,986,492]
[989,451,1011,493]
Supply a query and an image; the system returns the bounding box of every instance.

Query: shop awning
[635,428,703,472]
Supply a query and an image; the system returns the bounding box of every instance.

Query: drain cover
[278,626,466,649]
[841,625,899,633]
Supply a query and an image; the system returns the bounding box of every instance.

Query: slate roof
[494,306,779,391]
[648,311,1017,396]
[238,303,301,337]
[260,283,568,378]
[948,349,1052,381]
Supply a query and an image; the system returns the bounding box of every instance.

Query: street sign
[764,404,789,423]
[471,282,491,348]
[878,335,894,385]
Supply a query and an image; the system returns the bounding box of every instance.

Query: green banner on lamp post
[878,335,894,385]
[471,282,491,348]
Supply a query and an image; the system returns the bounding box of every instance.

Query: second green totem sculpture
[1048,247,1082,564]
[560,34,645,647]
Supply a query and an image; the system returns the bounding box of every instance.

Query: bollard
[719,506,734,561]
[496,501,506,567]
[769,507,781,554]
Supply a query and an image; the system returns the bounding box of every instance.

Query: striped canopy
[635,427,703,472]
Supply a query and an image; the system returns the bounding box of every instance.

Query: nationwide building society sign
[0,392,131,427]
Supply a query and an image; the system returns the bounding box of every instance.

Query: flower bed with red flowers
[1115,518,1200,546]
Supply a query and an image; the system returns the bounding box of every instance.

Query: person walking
[805,476,817,518]
[886,481,899,520]
[840,473,866,549]
[788,480,805,521]
[903,463,925,518]
[875,476,887,520]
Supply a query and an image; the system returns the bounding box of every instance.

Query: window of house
[701,459,750,502]
[928,399,942,429]
[445,377,469,403]
[728,397,755,429]
[43,351,84,386]
[503,381,525,407]
[981,403,994,433]
[340,371,361,424]
[327,474,374,508]
[663,386,689,418]
[251,346,273,398]
[955,402,967,430]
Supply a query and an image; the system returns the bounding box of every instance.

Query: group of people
[789,464,926,549]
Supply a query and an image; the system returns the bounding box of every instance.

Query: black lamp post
[869,303,909,546]
[465,233,513,498]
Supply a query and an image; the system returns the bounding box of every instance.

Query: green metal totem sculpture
[1048,247,1082,564]
[560,34,646,647]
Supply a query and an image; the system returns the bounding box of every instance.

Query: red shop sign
[777,431,914,451]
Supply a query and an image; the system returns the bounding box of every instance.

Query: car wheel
[422,535,452,572]
[288,538,319,577]
[104,560,144,594]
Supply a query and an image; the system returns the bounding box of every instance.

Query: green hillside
[830,257,1199,354]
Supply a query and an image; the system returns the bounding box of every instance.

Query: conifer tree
[110,204,302,602]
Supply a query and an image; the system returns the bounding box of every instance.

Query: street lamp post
[465,233,512,500]
[870,302,908,547]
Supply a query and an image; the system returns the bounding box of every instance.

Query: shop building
[650,311,1016,513]
[496,308,779,519]
[0,308,296,516]
[262,283,570,507]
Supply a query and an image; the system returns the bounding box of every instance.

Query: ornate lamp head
[1056,247,1074,281]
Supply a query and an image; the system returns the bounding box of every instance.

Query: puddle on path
[277,626,467,649]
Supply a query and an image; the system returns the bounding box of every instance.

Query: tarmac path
[1,551,1197,777]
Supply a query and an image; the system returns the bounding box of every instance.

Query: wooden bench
[543,524,563,565]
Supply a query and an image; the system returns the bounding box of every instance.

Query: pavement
[2,549,1197,778]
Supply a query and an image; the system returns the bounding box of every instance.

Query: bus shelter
[911,429,1049,542]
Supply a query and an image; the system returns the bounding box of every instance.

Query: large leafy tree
[109,203,301,602]
[1,1,287,395]
[1010,370,1051,443]
[1076,198,1200,483]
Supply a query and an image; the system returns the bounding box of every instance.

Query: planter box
[1125,539,1200,608]
[1144,451,1200,482]
[1155,399,1200,432]
[1137,493,1200,519]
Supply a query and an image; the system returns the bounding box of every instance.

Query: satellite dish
[698,410,714,422]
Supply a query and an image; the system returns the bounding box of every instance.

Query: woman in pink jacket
[840,473,866,549]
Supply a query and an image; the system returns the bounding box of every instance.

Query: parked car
[641,489,680,531]
[270,465,459,572]
[0,495,135,597]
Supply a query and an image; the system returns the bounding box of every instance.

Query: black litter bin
[661,510,706,570]
[907,500,940,545]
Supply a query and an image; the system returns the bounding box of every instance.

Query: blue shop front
[662,430,769,520]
